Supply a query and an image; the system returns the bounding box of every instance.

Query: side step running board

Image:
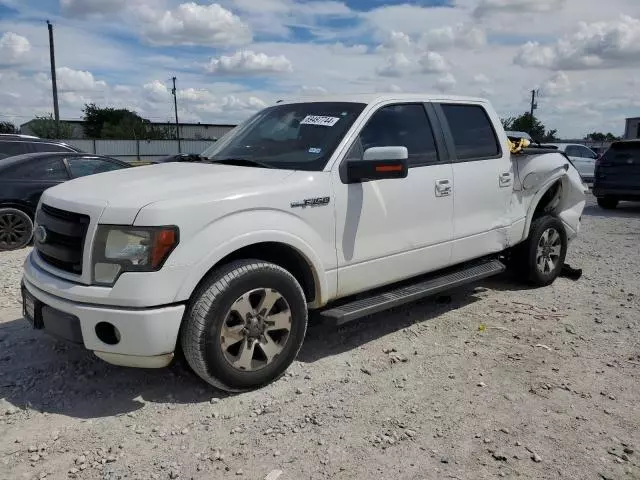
[320,259,505,325]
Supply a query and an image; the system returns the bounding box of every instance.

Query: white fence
[55,139,216,162]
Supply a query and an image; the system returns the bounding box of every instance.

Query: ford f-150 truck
[21,94,586,391]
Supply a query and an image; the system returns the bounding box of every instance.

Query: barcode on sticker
[300,115,340,127]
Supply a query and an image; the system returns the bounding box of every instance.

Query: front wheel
[181,260,308,392]
[516,215,568,287]
[0,208,33,252]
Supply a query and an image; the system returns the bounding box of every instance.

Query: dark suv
[593,140,640,209]
[0,135,82,160]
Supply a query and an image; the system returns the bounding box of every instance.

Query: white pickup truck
[21,94,586,391]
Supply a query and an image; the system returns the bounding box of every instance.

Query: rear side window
[67,157,125,178]
[440,104,500,160]
[32,143,75,153]
[355,103,439,166]
[565,146,579,157]
[0,141,30,158]
[604,143,640,163]
[3,157,69,180]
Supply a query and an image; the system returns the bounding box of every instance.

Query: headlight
[92,226,179,285]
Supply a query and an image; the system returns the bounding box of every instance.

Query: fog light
[95,322,120,345]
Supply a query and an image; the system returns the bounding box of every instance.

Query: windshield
[201,102,366,171]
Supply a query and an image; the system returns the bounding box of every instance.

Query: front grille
[35,204,90,275]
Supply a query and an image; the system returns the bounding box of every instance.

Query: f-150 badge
[291,197,330,208]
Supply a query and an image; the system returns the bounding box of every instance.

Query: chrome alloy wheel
[536,227,562,274]
[219,288,292,372]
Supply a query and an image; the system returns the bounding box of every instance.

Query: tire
[181,260,308,392]
[0,208,33,252]
[597,197,618,210]
[516,215,568,287]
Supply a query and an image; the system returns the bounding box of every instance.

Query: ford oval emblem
[35,225,48,244]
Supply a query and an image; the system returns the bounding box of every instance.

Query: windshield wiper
[207,157,274,169]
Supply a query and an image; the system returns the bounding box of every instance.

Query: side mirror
[345,146,409,184]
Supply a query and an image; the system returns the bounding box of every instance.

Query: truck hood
[40,162,295,224]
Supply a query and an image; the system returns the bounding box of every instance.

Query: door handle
[499,172,512,188]
[435,179,452,197]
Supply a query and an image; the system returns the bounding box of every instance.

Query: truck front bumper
[21,277,185,369]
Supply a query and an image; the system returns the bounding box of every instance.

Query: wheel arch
[175,233,329,309]
[523,177,566,239]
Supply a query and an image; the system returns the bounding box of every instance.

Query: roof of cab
[274,93,488,106]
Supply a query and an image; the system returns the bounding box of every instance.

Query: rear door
[1,156,70,210]
[596,142,640,192]
[434,102,513,264]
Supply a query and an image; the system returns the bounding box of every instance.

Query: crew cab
[21,94,586,391]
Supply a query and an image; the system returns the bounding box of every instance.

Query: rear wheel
[597,197,618,210]
[0,208,33,251]
[515,215,567,287]
[181,260,308,392]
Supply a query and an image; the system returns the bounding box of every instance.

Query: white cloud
[0,32,31,65]
[205,50,293,75]
[376,53,411,77]
[542,71,572,96]
[420,51,449,73]
[60,0,136,16]
[514,15,640,70]
[143,80,169,100]
[420,24,486,50]
[299,86,329,95]
[195,94,267,115]
[473,0,566,18]
[138,2,252,46]
[56,67,108,91]
[435,73,457,92]
[376,30,412,52]
[472,73,491,84]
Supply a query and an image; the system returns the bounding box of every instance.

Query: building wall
[21,120,236,140]
[52,139,216,162]
[624,118,640,140]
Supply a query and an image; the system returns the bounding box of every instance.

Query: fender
[522,172,567,238]
[171,209,334,306]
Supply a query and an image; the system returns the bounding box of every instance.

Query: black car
[0,135,82,160]
[0,152,131,251]
[593,140,640,209]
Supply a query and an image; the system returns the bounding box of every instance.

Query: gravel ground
[1,195,639,480]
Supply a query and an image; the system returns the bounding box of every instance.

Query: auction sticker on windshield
[300,115,340,127]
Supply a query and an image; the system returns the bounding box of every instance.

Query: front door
[333,102,454,298]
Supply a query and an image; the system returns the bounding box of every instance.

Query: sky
[0,0,639,138]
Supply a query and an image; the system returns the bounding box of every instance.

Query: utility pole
[47,20,60,137]
[171,76,181,153]
[529,89,538,136]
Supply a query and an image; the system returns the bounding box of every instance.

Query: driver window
[347,103,438,166]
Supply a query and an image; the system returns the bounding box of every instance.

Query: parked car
[0,152,130,251]
[0,136,82,160]
[593,140,640,209]
[544,143,599,182]
[154,153,205,163]
[21,94,586,391]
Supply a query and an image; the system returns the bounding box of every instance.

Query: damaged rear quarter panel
[514,152,587,241]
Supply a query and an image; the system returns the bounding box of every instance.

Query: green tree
[501,112,558,142]
[28,114,73,139]
[82,103,172,139]
[586,132,621,142]
[0,121,18,134]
